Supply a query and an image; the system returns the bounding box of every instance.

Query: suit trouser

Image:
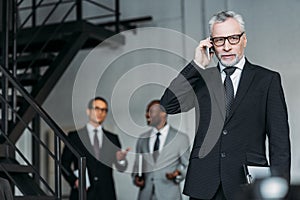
[190,184,226,200]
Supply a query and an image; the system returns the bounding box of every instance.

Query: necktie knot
[223,66,237,76]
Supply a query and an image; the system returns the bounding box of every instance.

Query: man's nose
[223,39,232,51]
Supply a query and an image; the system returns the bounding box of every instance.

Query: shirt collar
[219,56,245,72]
[152,124,170,136]
[87,123,102,133]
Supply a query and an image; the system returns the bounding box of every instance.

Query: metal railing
[0,64,87,199]
[0,1,122,197]
[15,0,121,86]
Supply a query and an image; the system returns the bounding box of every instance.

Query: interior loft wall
[39,0,300,199]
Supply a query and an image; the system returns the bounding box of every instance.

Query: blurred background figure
[132,100,190,200]
[61,97,130,200]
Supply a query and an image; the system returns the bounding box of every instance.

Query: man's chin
[222,61,238,67]
[218,55,239,67]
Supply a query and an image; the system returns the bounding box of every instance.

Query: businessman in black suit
[62,97,130,200]
[161,11,290,200]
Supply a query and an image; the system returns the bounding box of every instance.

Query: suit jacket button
[223,130,228,135]
[94,177,98,181]
[221,152,226,158]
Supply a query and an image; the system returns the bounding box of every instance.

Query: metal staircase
[0,0,151,199]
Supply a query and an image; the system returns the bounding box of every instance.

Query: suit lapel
[78,127,94,156]
[225,60,256,123]
[144,130,151,153]
[156,127,175,163]
[200,67,226,121]
[143,130,154,163]
[208,67,226,121]
[163,127,175,147]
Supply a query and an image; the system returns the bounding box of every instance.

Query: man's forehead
[93,100,107,106]
[147,103,160,110]
[211,18,241,36]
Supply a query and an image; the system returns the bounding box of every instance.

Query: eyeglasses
[90,107,108,112]
[211,32,245,47]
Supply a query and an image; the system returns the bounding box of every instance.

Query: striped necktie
[223,67,237,118]
[93,129,100,159]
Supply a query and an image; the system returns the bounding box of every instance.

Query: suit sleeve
[266,72,291,181]
[175,133,190,182]
[61,132,78,187]
[113,135,128,172]
[131,138,142,182]
[161,61,205,114]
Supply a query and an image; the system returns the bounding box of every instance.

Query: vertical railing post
[1,0,9,135]
[115,0,120,33]
[12,0,18,123]
[76,0,82,21]
[78,157,87,200]
[32,0,36,27]
[32,115,41,183]
[55,135,62,199]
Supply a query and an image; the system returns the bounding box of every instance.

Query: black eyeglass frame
[210,32,245,47]
[90,107,108,112]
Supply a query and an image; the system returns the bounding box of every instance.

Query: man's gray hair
[208,11,245,35]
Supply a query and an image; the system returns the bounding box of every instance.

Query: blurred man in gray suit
[132,100,190,200]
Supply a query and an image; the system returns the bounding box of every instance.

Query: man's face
[211,18,247,67]
[145,103,162,127]
[86,100,108,126]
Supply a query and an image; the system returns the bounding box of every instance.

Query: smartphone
[206,46,214,60]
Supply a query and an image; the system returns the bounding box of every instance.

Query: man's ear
[243,33,247,48]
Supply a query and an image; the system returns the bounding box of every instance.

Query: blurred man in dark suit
[62,97,130,200]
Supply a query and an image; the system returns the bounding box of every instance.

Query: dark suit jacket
[61,126,127,200]
[161,59,290,200]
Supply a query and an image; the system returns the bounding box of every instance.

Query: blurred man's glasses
[211,32,244,47]
[91,107,108,112]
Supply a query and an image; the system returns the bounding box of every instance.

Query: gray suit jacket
[132,126,190,200]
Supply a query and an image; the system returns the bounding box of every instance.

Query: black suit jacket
[161,59,290,199]
[61,126,127,200]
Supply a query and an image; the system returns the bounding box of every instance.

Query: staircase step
[0,53,55,70]
[0,159,48,196]
[18,73,40,86]
[14,53,55,69]
[0,163,34,173]
[0,144,15,158]
[14,195,57,200]
[0,158,34,174]
[11,173,47,195]
[16,21,124,53]
[0,73,39,87]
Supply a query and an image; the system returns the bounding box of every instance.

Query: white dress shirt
[87,123,103,148]
[219,56,245,97]
[149,124,170,153]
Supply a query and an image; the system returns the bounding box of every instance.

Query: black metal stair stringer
[8,32,88,143]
